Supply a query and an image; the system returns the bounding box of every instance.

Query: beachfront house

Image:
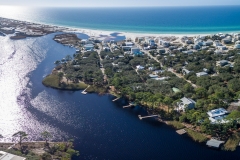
[177,97,196,112]
[207,108,229,124]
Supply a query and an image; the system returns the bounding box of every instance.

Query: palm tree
[12,131,28,151]
[41,131,52,147]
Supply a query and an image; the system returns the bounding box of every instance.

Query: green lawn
[42,74,88,90]
[168,121,185,129]
[224,132,240,151]
[186,129,208,143]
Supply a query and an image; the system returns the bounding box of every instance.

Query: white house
[222,37,232,44]
[136,65,144,70]
[159,40,170,47]
[182,50,193,54]
[203,39,213,46]
[152,77,169,81]
[125,42,134,47]
[235,44,240,49]
[182,68,191,75]
[207,108,228,124]
[234,41,240,49]
[149,74,158,78]
[177,97,196,112]
[214,50,223,55]
[196,72,208,77]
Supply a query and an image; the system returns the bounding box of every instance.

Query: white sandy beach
[63,26,212,40]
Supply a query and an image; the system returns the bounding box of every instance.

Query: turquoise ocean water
[0,6,240,34]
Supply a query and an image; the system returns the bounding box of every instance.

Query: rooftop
[206,139,225,148]
[207,108,228,118]
[180,97,196,105]
[196,72,208,76]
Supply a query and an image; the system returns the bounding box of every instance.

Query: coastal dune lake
[0,33,240,159]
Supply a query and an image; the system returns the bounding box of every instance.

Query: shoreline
[1,16,240,41]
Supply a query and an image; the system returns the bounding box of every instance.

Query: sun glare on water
[0,5,32,21]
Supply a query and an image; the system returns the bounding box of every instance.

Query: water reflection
[0,34,78,141]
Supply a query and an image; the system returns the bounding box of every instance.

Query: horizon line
[1,4,240,8]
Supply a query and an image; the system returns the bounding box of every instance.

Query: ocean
[0,6,240,34]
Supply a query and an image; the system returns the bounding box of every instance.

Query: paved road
[138,44,197,88]
[97,44,108,82]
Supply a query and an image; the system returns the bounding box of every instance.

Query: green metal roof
[172,87,181,93]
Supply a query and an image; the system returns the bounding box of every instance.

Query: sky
[0,0,240,7]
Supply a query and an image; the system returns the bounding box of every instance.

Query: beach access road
[138,44,197,88]
[97,44,108,82]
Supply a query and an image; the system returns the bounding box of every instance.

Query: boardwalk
[123,104,134,108]
[81,85,90,94]
[138,115,159,120]
[112,97,121,102]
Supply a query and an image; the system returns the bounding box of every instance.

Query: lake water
[0,6,240,34]
[0,33,240,159]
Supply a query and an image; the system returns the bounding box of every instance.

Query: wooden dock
[123,104,134,108]
[176,129,187,135]
[138,115,159,120]
[112,97,121,102]
[81,85,90,95]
